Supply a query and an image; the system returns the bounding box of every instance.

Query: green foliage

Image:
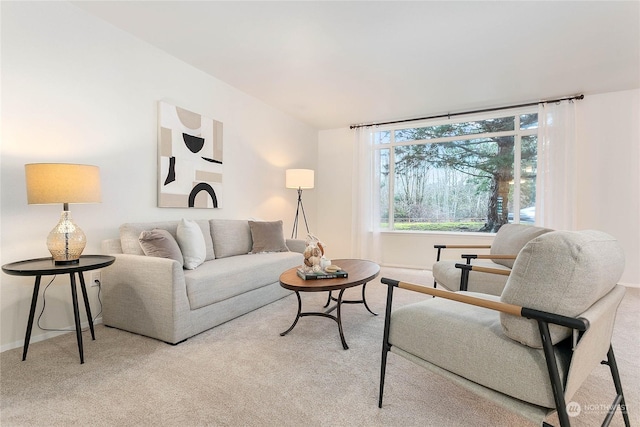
[385,221,488,232]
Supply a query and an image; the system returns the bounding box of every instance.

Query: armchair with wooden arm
[432,223,551,296]
[382,230,630,427]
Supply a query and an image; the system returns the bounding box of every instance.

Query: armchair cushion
[500,230,625,348]
[490,223,552,268]
[389,292,571,408]
[432,260,510,295]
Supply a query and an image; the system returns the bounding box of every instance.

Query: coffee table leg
[337,288,348,350]
[362,283,378,316]
[22,276,42,361]
[280,291,302,336]
[323,291,332,308]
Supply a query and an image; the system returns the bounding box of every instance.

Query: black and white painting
[158,101,223,208]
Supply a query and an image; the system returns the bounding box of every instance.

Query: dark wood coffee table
[279,258,380,349]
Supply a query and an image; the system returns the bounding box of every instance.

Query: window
[374,110,538,232]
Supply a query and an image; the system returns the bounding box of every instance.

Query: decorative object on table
[25,163,101,265]
[285,168,314,238]
[301,234,326,273]
[158,101,223,209]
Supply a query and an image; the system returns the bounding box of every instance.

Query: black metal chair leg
[538,320,569,427]
[379,283,395,408]
[604,346,631,427]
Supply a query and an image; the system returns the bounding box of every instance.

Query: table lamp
[285,169,314,238]
[25,163,102,265]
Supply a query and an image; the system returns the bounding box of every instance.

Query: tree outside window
[375,111,538,232]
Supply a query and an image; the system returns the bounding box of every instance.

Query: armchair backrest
[500,230,625,348]
[490,224,552,268]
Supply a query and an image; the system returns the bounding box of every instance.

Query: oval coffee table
[279,258,380,349]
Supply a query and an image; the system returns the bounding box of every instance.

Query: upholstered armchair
[432,223,552,296]
[381,230,629,427]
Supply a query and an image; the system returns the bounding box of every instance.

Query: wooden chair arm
[381,278,588,330]
[455,263,511,276]
[463,254,517,260]
[434,244,492,249]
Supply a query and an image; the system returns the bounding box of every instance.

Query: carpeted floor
[1,267,638,426]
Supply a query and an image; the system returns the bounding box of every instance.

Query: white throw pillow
[176,219,207,269]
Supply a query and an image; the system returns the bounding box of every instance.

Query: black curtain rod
[349,94,584,129]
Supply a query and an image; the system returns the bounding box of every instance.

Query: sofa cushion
[195,220,215,261]
[490,224,552,268]
[249,220,289,254]
[138,229,184,267]
[177,219,207,270]
[500,230,625,348]
[389,292,571,408]
[120,220,214,260]
[184,251,302,309]
[210,219,253,259]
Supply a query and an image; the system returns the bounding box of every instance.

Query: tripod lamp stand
[285,169,314,239]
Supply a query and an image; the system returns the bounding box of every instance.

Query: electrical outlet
[91,270,101,287]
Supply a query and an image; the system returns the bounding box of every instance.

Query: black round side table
[2,255,115,364]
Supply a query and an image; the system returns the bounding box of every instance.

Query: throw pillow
[210,219,253,258]
[176,219,207,269]
[139,229,184,267]
[249,220,289,254]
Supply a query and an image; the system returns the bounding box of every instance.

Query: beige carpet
[1,267,638,427]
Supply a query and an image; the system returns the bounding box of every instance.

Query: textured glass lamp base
[47,210,86,264]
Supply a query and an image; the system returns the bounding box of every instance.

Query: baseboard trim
[0,317,103,353]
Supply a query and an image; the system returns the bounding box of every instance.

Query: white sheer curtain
[536,100,578,230]
[351,127,381,262]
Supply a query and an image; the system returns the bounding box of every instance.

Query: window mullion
[513,116,522,222]
[388,135,395,230]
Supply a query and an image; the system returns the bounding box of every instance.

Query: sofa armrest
[101,253,192,344]
[286,239,306,254]
[102,238,123,254]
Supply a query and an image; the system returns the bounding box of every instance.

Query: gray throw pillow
[139,229,184,267]
[249,220,289,254]
[210,219,253,259]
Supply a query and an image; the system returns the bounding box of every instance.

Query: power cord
[36,275,103,333]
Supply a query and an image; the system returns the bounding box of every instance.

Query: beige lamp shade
[285,169,314,189]
[25,163,101,205]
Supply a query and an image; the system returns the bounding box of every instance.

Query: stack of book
[296,268,348,280]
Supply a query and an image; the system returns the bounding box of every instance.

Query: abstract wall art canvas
[158,101,223,208]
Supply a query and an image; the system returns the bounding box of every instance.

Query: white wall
[0,2,317,351]
[317,89,640,286]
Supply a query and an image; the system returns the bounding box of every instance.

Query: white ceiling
[73,1,640,130]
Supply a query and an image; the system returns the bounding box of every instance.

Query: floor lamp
[286,169,314,239]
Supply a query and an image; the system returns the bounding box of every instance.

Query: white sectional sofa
[101,219,304,344]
